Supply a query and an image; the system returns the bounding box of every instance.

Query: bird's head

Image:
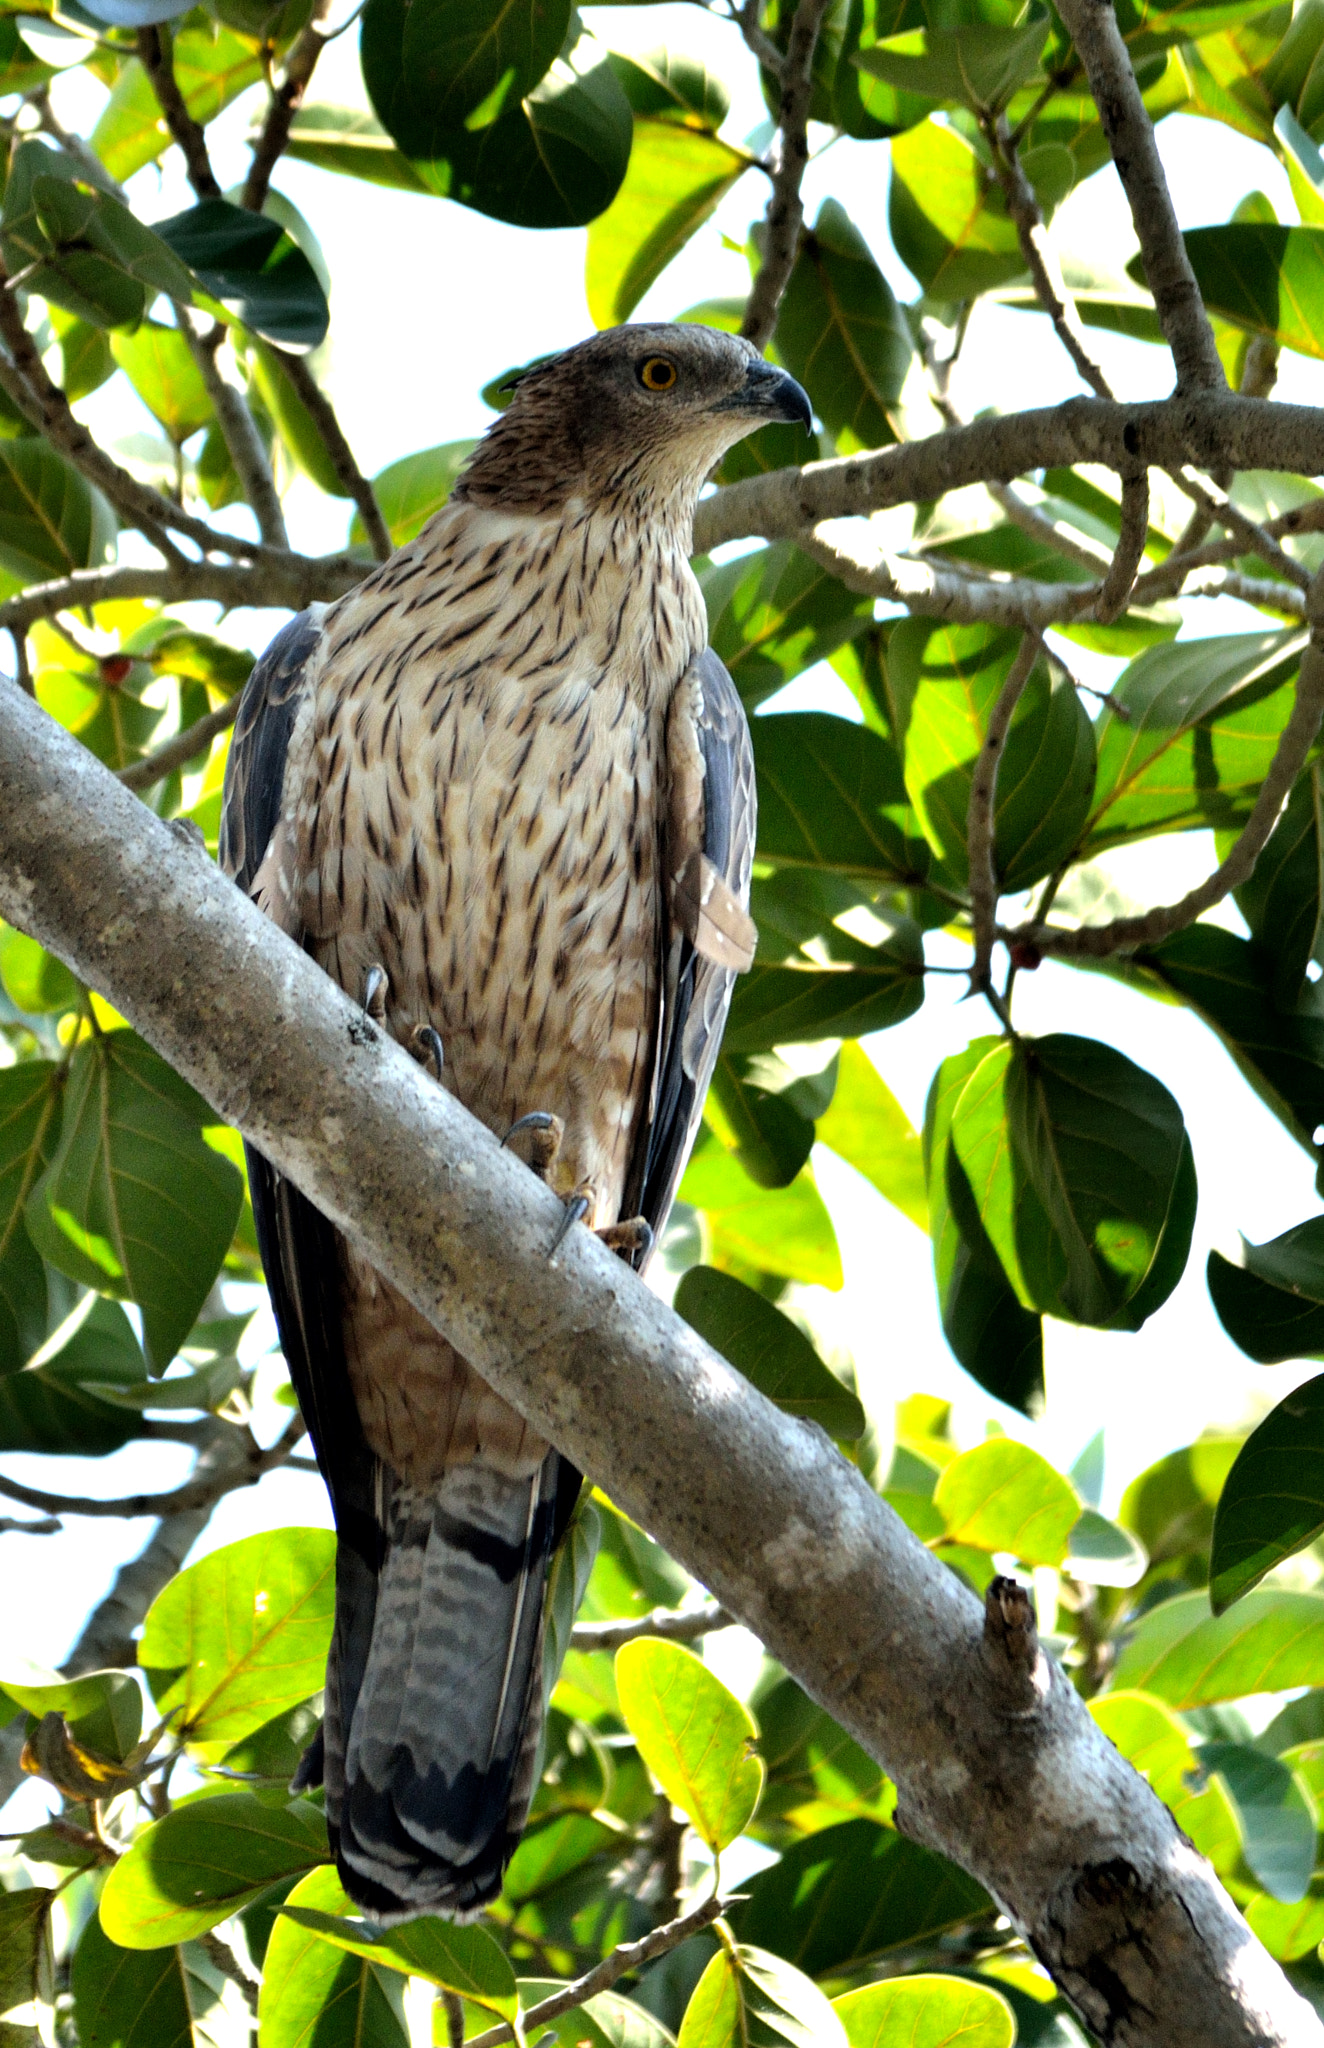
[454,324,812,522]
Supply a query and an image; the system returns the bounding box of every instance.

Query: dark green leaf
[703,544,871,709]
[709,1052,816,1189]
[1139,925,1324,1154]
[733,1818,990,1973]
[1209,1220,1324,1364]
[753,711,928,888]
[25,1031,242,1371]
[1211,1374,1324,1608]
[0,438,115,585]
[1200,1740,1315,1899]
[280,103,431,192]
[0,1296,146,1454]
[773,199,913,452]
[1179,224,1324,359]
[675,1264,865,1436]
[259,1867,408,2048]
[1,144,196,329]
[896,623,1095,889]
[283,1910,516,2015]
[101,1794,328,1947]
[1228,765,1324,1006]
[923,1039,1043,1415]
[361,0,571,147]
[244,341,343,495]
[0,1888,51,2017]
[725,921,924,1049]
[138,1526,336,1755]
[751,1669,890,1833]
[74,1916,248,2048]
[154,197,330,351]
[49,309,115,404]
[854,13,1049,114]
[608,46,730,126]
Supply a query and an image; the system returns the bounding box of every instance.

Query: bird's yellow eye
[638,356,678,392]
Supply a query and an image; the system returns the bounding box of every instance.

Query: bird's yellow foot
[597,1216,654,1265]
[409,1024,444,1081]
[503,1110,564,1177]
[362,963,389,1023]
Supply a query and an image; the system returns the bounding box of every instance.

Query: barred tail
[317,1452,568,1923]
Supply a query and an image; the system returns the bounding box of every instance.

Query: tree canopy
[6,0,1324,2037]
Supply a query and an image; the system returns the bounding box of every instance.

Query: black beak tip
[738,359,813,433]
[775,371,813,434]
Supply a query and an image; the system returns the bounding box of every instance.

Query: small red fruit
[99,655,133,687]
[1009,940,1042,972]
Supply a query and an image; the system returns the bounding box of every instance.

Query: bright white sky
[4,11,1324,1776]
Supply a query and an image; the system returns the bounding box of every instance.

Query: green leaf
[74,1915,252,2048]
[854,14,1048,114]
[50,309,115,404]
[1085,629,1302,848]
[1210,1374,1324,1609]
[361,0,571,145]
[110,323,214,444]
[350,441,475,554]
[241,341,343,496]
[153,198,330,351]
[1209,1224,1324,1365]
[752,1670,890,1833]
[0,438,115,586]
[25,1031,242,1371]
[680,1130,842,1288]
[708,1050,818,1190]
[1228,764,1324,1006]
[0,1657,142,1762]
[733,1818,989,1973]
[615,1638,763,1851]
[138,1526,336,1754]
[1178,223,1324,359]
[934,1437,1079,1564]
[772,198,913,452]
[0,1060,62,1264]
[91,27,262,183]
[100,1794,328,1948]
[0,1887,51,2018]
[703,544,871,709]
[923,1039,1043,1416]
[586,115,751,326]
[1112,1587,1324,1704]
[678,1947,846,2048]
[1089,1691,1241,1873]
[833,1976,1013,2048]
[1066,1508,1148,1586]
[0,147,197,330]
[889,118,1033,300]
[816,1040,926,1230]
[259,1867,408,2048]
[0,1296,146,1454]
[0,930,78,1017]
[280,103,431,192]
[523,1982,677,2048]
[1139,925,1324,1155]
[897,624,1095,890]
[1199,1740,1316,1901]
[674,1264,865,1438]
[724,926,925,1050]
[752,713,928,890]
[281,1909,517,2017]
[1119,1436,1241,1566]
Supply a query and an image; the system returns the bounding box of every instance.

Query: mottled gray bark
[0,681,1318,2048]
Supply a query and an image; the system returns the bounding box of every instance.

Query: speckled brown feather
[220,322,805,1921]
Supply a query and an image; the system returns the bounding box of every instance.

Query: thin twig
[244,0,334,212]
[0,554,360,638]
[199,1930,259,2013]
[1167,467,1311,590]
[0,1415,306,1520]
[1007,595,1324,960]
[734,0,785,78]
[1051,0,1223,393]
[181,316,288,549]
[985,116,1113,399]
[985,482,1113,575]
[740,0,833,351]
[442,1991,465,2048]
[464,1893,727,2048]
[570,1602,732,1653]
[136,25,221,200]
[0,1514,60,1534]
[968,631,1041,994]
[272,350,391,561]
[1094,471,1149,622]
[117,689,244,792]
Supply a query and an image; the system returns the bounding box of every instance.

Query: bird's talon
[362,964,389,1023]
[410,1025,444,1080]
[548,1191,591,1266]
[504,1110,564,1176]
[597,1216,654,1266]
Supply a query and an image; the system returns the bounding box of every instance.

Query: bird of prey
[219,323,811,1923]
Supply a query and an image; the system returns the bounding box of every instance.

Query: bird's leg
[361,963,389,1023]
[597,1217,654,1264]
[503,1110,564,1177]
[409,1025,445,1081]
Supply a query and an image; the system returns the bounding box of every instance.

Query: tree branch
[181,318,288,549]
[243,0,333,212]
[116,688,243,792]
[1007,588,1324,960]
[739,0,833,351]
[1095,470,1149,622]
[271,350,391,561]
[968,631,1040,994]
[1168,467,1311,590]
[0,1414,305,1521]
[569,1602,732,1653]
[985,116,1114,399]
[985,482,1114,576]
[1050,0,1223,393]
[136,25,221,200]
[465,1894,727,2048]
[0,553,361,638]
[0,684,1317,2046]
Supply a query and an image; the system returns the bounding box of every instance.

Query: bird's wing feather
[631,647,756,1243]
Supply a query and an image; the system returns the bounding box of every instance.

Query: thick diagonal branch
[740,0,833,351]
[0,683,1317,2048]
[1051,0,1223,392]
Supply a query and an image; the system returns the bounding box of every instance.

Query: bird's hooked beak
[717,358,813,431]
